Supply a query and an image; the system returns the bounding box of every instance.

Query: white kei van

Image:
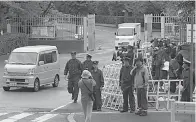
[2,45,60,92]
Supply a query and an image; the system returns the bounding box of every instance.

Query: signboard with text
[186,24,196,42]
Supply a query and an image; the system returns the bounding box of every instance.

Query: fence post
[144,14,153,43]
[83,17,87,52]
[161,15,165,38]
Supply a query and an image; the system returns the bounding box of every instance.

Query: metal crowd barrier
[101,62,185,111]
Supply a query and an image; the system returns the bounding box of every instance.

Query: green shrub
[0,33,28,56]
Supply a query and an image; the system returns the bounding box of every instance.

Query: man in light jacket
[131,58,149,116]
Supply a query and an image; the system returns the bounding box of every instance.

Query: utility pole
[190,12,194,101]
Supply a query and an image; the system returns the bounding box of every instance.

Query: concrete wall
[28,39,84,54]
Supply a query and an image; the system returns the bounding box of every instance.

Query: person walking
[91,61,104,111]
[83,54,93,71]
[78,70,96,122]
[119,57,135,113]
[64,51,83,103]
[181,58,195,102]
[131,58,149,116]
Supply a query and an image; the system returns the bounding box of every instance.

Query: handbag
[82,80,95,101]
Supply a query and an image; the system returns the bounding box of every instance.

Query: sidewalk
[74,111,172,122]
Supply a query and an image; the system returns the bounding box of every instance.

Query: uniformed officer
[125,45,135,66]
[82,54,93,71]
[91,61,104,111]
[181,58,195,102]
[119,57,135,113]
[64,51,83,103]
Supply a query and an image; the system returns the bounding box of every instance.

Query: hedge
[0,33,28,56]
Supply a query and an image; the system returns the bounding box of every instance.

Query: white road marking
[0,113,33,122]
[50,102,73,112]
[0,113,8,116]
[31,114,57,122]
[67,113,76,122]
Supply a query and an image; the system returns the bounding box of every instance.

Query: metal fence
[95,15,144,27]
[151,14,195,42]
[7,14,84,40]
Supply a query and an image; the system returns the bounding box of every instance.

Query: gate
[87,14,96,51]
[144,14,195,43]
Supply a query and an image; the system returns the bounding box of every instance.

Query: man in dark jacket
[91,61,104,111]
[181,58,195,102]
[64,51,83,103]
[125,45,135,66]
[83,54,93,71]
[119,57,135,113]
[169,53,179,93]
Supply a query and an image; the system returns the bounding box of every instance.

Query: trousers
[137,88,148,110]
[122,87,135,111]
[68,75,80,101]
[81,99,93,122]
[93,88,102,109]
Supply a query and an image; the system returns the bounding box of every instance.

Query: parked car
[2,45,60,92]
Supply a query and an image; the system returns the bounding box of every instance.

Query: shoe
[130,110,135,113]
[135,110,142,115]
[73,100,77,103]
[97,108,102,111]
[120,110,128,113]
[139,111,147,116]
[71,96,74,100]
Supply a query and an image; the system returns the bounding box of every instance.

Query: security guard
[64,51,83,103]
[91,61,104,111]
[82,54,93,71]
[181,58,195,102]
[119,57,135,113]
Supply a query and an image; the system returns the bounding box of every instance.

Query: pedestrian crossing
[0,112,68,122]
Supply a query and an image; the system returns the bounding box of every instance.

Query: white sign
[186,24,196,42]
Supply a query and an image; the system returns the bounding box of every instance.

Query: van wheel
[3,87,10,91]
[33,79,40,92]
[52,75,59,87]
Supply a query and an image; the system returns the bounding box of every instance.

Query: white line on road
[31,114,57,122]
[0,113,33,122]
[0,113,8,116]
[50,102,73,112]
[67,113,76,122]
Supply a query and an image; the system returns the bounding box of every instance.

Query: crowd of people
[150,38,195,101]
[63,39,195,121]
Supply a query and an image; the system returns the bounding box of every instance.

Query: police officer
[82,54,93,71]
[64,51,83,103]
[119,57,135,113]
[91,61,104,111]
[181,58,195,102]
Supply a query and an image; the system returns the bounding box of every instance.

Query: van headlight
[28,68,35,75]
[4,68,8,75]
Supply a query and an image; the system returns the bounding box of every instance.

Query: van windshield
[117,28,134,36]
[8,52,38,65]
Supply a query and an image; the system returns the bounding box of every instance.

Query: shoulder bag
[82,80,95,101]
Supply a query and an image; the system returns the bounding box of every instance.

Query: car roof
[12,45,57,53]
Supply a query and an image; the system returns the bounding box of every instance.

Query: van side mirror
[4,60,8,64]
[39,61,44,65]
[115,32,116,35]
